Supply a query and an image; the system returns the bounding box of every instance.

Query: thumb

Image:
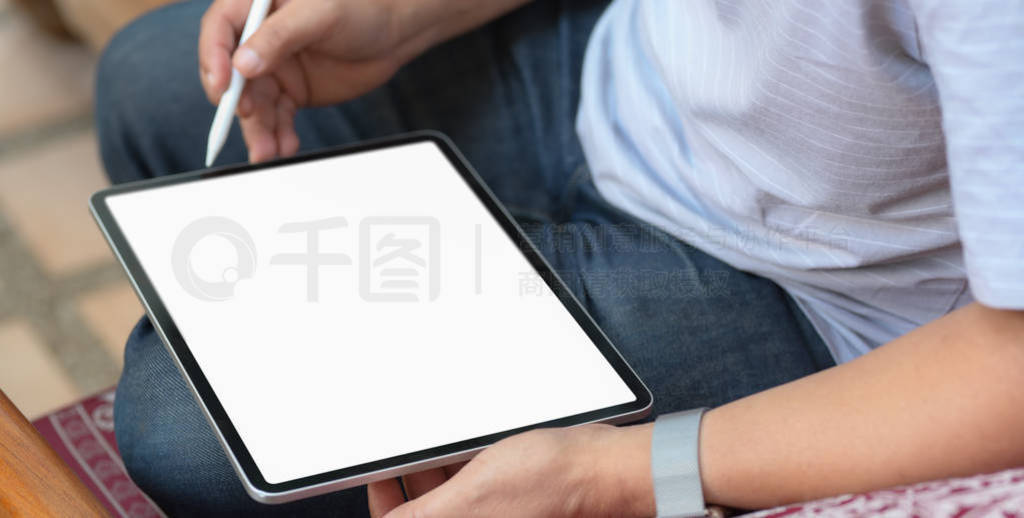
[233,0,331,77]
[383,483,459,518]
[382,499,427,518]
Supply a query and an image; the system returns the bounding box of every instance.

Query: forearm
[390,0,534,61]
[699,303,1024,509]
[375,307,1023,518]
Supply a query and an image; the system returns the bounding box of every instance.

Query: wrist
[621,422,658,517]
[382,0,455,66]
[387,0,533,63]
[583,423,656,518]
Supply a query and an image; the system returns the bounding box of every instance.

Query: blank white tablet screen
[106,141,636,484]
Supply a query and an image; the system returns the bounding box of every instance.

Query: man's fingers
[239,111,276,163]
[237,90,254,118]
[274,94,300,158]
[368,478,405,518]
[384,481,461,518]
[368,465,460,518]
[234,0,332,78]
[238,77,280,162]
[236,74,302,163]
[198,0,248,103]
[443,461,469,479]
[401,468,448,500]
[200,49,231,103]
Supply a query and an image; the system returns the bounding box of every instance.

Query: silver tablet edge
[89,138,655,505]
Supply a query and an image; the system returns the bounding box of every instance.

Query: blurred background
[0,0,171,419]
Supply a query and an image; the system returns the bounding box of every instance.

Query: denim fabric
[96,1,834,515]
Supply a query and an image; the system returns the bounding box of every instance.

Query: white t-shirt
[577,0,1024,362]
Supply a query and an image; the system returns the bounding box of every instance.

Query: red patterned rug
[28,388,1024,517]
[31,388,164,518]
[747,468,1024,517]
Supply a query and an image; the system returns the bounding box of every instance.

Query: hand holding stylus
[199,0,407,164]
[205,0,271,166]
[198,0,532,164]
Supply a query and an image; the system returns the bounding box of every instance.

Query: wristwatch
[651,408,711,518]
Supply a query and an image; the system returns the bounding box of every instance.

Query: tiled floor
[0,6,94,140]
[0,4,141,419]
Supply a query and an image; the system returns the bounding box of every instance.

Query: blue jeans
[97,1,835,515]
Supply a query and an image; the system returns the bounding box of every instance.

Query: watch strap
[651,408,709,518]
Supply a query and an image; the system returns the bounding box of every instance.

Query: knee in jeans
[113,320,243,513]
[113,328,369,515]
[95,1,209,181]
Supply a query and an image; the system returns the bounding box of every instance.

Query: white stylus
[205,0,273,167]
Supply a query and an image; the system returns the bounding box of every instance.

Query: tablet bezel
[90,132,652,503]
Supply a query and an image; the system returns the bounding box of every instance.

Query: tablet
[91,132,651,504]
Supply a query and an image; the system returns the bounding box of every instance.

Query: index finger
[198,0,249,103]
[368,478,405,518]
[401,467,448,499]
